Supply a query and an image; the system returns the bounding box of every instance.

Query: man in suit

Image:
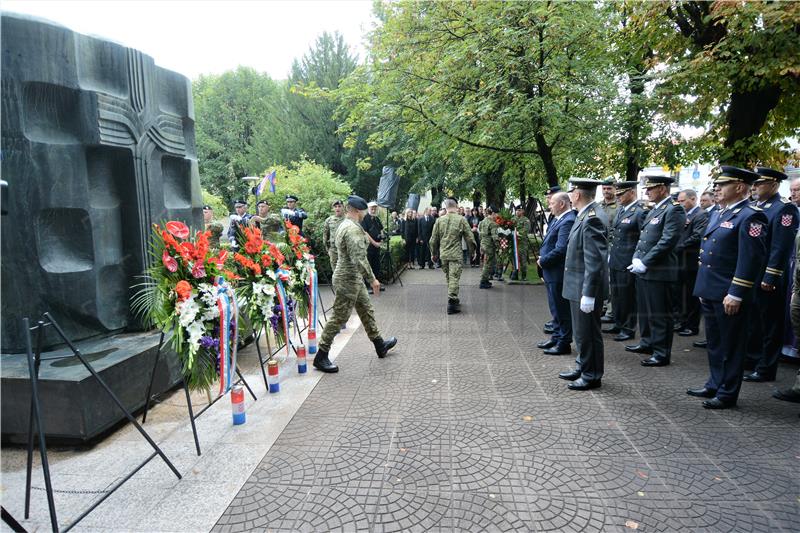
[417,207,436,269]
[558,179,609,390]
[542,185,563,334]
[603,181,646,342]
[743,167,799,382]
[537,192,576,355]
[688,166,768,408]
[675,189,709,336]
[625,176,685,367]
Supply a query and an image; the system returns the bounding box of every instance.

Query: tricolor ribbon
[274,268,292,356]
[215,276,239,395]
[307,261,318,354]
[512,229,520,270]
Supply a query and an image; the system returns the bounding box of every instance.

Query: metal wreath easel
[21,313,182,533]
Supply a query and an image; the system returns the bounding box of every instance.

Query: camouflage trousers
[319,278,380,352]
[512,249,528,278]
[481,248,497,283]
[441,260,463,300]
[327,247,338,273]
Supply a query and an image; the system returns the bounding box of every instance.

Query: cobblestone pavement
[215,268,799,532]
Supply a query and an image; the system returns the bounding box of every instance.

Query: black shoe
[601,316,615,324]
[510,272,518,281]
[479,281,493,289]
[373,336,398,358]
[313,350,339,373]
[613,332,634,342]
[544,321,554,329]
[692,340,707,348]
[380,286,386,292]
[537,339,557,349]
[558,369,581,381]
[602,326,621,334]
[773,389,800,404]
[677,328,698,337]
[686,387,716,398]
[640,356,670,367]
[544,345,571,355]
[625,344,653,355]
[703,397,736,410]
[447,300,460,315]
[673,324,683,331]
[543,325,555,334]
[367,288,374,294]
[743,371,774,383]
[568,377,601,390]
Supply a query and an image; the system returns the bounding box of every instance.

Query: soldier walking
[312,195,398,373]
[478,207,499,289]
[429,198,476,314]
[688,167,768,408]
[322,199,345,272]
[511,204,531,281]
[625,176,685,367]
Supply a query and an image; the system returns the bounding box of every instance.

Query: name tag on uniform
[649,217,660,224]
[720,221,734,229]
[622,218,631,224]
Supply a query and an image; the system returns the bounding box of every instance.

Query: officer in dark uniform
[603,181,646,341]
[625,176,685,366]
[688,166,768,409]
[558,178,609,390]
[280,194,308,234]
[227,199,252,250]
[743,167,799,382]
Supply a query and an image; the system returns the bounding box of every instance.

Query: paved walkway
[214,268,799,532]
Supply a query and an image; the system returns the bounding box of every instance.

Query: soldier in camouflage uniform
[511,205,532,281]
[250,200,283,241]
[430,198,476,314]
[313,195,398,373]
[478,207,499,289]
[203,204,224,251]
[323,199,345,271]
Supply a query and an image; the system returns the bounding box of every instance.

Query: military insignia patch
[749,223,763,237]
[650,218,660,224]
[622,218,631,224]
[720,221,734,229]
[781,214,794,227]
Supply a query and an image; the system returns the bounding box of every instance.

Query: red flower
[261,254,273,267]
[175,280,192,301]
[162,249,178,272]
[166,221,190,239]
[191,262,206,279]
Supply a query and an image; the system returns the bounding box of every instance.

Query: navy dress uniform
[627,176,685,366]
[690,167,768,408]
[744,167,799,382]
[606,181,647,341]
[559,179,609,390]
[537,207,577,354]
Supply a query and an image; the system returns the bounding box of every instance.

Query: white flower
[265,269,276,280]
[186,320,204,348]
[177,297,200,327]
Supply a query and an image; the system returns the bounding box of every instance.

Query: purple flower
[200,335,216,349]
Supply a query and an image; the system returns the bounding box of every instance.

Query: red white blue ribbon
[307,262,318,354]
[215,277,238,395]
[512,229,520,270]
[275,268,292,357]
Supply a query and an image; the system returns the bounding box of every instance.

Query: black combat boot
[510,271,518,281]
[479,280,492,289]
[373,336,398,358]
[313,348,338,373]
[447,299,460,315]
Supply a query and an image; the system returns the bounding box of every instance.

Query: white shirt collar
[687,205,698,215]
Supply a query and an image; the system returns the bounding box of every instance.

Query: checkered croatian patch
[781,214,794,227]
[749,222,763,237]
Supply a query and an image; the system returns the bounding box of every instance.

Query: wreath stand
[140,333,258,457]
[21,313,182,533]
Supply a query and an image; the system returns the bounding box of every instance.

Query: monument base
[1,330,182,444]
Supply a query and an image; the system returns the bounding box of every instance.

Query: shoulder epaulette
[781,197,790,204]
[672,201,681,206]
[748,205,763,212]
[587,209,596,217]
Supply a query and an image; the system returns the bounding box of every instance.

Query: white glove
[580,296,595,314]
[627,257,647,274]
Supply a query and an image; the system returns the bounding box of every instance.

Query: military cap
[754,166,788,182]
[202,204,213,210]
[331,199,343,207]
[713,166,759,185]
[614,181,639,195]
[642,175,675,188]
[285,194,299,202]
[486,206,496,214]
[347,195,368,210]
[367,201,378,207]
[601,178,617,186]
[545,185,562,195]
[568,178,602,191]
[514,204,524,210]
[234,199,247,207]
[256,199,268,207]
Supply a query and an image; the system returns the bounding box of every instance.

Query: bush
[202,189,229,221]
[379,236,406,282]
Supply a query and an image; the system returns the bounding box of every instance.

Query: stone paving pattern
[214,270,800,532]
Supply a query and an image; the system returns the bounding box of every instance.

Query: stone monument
[1,13,202,440]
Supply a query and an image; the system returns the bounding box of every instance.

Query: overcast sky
[2,0,375,80]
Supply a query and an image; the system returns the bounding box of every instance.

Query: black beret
[202,204,213,210]
[754,166,788,182]
[234,199,247,206]
[714,166,760,185]
[286,195,299,201]
[568,178,602,191]
[347,195,368,210]
[256,200,268,207]
[642,175,675,188]
[331,199,343,207]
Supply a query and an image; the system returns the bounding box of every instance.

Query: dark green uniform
[430,212,476,300]
[319,218,381,351]
[322,214,345,271]
[512,215,531,279]
[478,217,499,283]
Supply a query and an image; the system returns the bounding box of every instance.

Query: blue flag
[255,170,276,196]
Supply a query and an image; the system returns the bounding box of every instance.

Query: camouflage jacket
[323,214,345,250]
[478,217,499,250]
[334,217,375,284]
[430,212,476,261]
[513,215,532,250]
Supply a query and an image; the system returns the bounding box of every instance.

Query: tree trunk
[518,167,527,206]
[485,164,506,209]
[430,185,444,209]
[535,133,559,186]
[722,84,782,165]
[623,71,646,181]
[472,189,482,208]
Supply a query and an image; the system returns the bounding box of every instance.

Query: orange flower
[261,254,273,267]
[222,269,240,281]
[175,280,192,301]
